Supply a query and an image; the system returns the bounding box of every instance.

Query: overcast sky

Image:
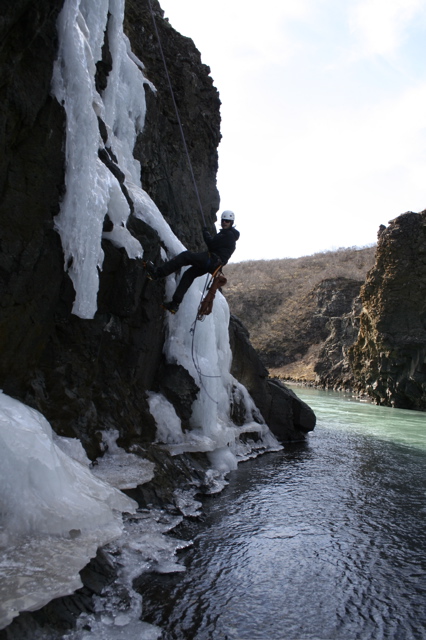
[158,0,426,261]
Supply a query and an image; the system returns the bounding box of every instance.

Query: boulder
[229,315,316,441]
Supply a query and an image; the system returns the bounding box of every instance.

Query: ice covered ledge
[0,392,137,629]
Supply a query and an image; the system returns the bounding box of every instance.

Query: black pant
[159,251,221,304]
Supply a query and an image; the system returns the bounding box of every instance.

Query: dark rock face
[0,0,66,394]
[229,315,316,441]
[0,0,313,458]
[0,0,219,457]
[124,0,221,248]
[313,278,363,390]
[158,363,199,424]
[349,211,426,410]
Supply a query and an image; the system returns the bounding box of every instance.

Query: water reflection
[140,390,426,640]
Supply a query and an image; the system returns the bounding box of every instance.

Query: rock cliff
[312,278,363,390]
[349,211,426,410]
[224,248,375,382]
[0,0,312,461]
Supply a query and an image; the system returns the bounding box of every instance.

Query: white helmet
[221,210,235,223]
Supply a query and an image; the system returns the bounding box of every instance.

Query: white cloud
[350,0,426,57]
[219,82,426,260]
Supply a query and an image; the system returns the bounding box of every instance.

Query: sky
[158,0,426,261]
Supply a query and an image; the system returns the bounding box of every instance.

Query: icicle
[51,0,151,318]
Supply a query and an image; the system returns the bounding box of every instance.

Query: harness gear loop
[147,0,206,226]
[197,268,227,320]
[211,264,223,279]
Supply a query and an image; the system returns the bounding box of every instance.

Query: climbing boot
[143,260,158,280]
[162,300,180,314]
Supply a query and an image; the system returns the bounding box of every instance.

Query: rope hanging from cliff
[189,275,222,405]
[147,1,222,403]
[147,0,206,226]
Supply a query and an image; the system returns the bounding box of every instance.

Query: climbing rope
[147,0,206,225]
[147,0,224,401]
[189,277,221,404]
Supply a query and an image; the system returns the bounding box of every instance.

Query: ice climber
[145,210,240,313]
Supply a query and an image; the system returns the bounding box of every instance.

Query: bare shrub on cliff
[224,245,376,368]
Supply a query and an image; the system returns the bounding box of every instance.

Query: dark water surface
[141,389,426,640]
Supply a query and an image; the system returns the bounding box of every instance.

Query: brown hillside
[224,246,376,379]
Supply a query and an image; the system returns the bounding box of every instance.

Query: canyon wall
[349,211,426,410]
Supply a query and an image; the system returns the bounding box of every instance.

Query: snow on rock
[0,391,137,629]
[63,509,189,640]
[0,392,136,538]
[92,430,155,490]
[159,287,281,471]
[1,533,111,632]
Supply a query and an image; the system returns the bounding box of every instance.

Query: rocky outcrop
[229,315,316,441]
[0,0,311,457]
[224,247,376,373]
[349,211,426,411]
[313,278,363,389]
[349,211,426,410]
[259,276,364,387]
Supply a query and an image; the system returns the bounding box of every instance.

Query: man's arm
[203,227,214,247]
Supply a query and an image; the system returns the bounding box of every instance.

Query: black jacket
[203,226,240,265]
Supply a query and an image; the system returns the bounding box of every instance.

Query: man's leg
[172,265,206,304]
[152,251,210,312]
[159,251,209,278]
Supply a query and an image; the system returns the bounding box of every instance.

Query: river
[138,387,426,640]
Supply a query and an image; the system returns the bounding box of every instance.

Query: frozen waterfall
[51,0,280,474]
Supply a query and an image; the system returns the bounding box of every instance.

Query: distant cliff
[226,214,426,411]
[311,277,363,390]
[349,211,426,410]
[224,248,375,383]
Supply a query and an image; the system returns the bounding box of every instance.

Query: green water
[293,385,426,451]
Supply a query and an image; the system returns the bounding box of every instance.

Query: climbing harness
[196,266,227,321]
[146,0,206,226]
